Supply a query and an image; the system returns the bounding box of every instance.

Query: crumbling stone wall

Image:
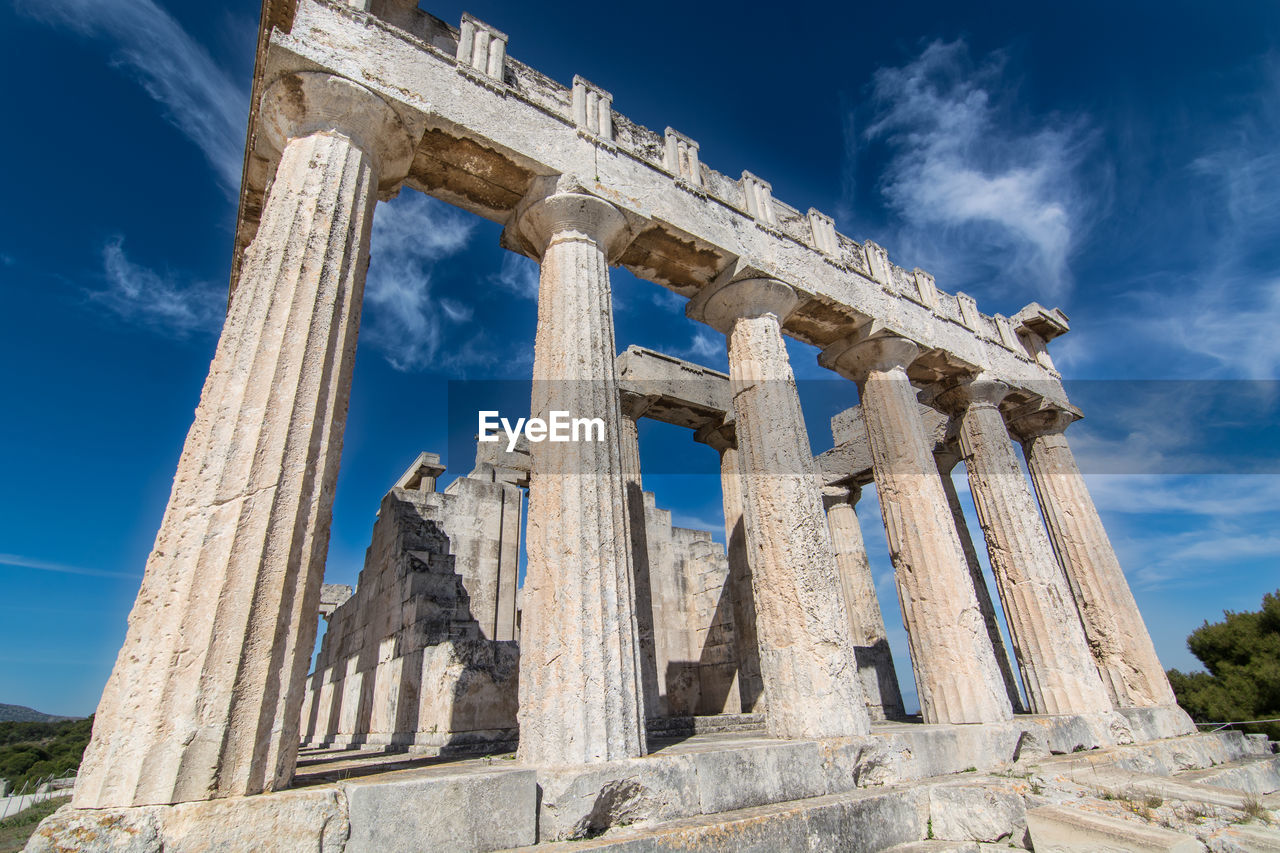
[641,494,741,718]
[300,477,520,753]
[301,457,745,751]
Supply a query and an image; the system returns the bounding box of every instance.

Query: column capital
[934,441,964,475]
[821,483,862,511]
[693,419,737,453]
[510,175,633,262]
[259,72,417,192]
[686,265,799,334]
[1007,402,1080,441]
[820,331,921,383]
[619,389,657,420]
[933,373,1011,415]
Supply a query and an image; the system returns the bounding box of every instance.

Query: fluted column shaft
[515,184,646,764]
[936,451,1027,714]
[823,335,1011,725]
[690,275,869,739]
[619,410,662,722]
[943,380,1112,716]
[75,73,413,808]
[1016,415,1176,707]
[709,439,765,714]
[824,487,905,721]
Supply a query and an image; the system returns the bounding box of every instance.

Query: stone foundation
[29,714,1262,852]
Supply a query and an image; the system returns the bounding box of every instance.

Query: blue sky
[1,0,1277,716]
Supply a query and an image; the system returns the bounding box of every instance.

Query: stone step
[1205,822,1280,852]
[882,842,980,852]
[1025,804,1206,852]
[509,786,930,852]
[645,712,765,738]
[1177,755,1280,795]
[1088,768,1267,811]
[341,763,537,852]
[1244,734,1278,756]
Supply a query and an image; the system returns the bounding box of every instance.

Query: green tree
[0,716,93,793]
[1168,589,1280,740]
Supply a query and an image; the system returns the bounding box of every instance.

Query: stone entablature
[233,0,1071,408]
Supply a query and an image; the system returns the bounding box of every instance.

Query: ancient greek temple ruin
[31,2,1280,851]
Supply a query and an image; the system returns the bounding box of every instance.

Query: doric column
[696,424,765,714]
[618,397,662,722]
[822,484,905,721]
[74,72,417,807]
[936,376,1112,716]
[935,447,1027,714]
[512,177,646,764]
[688,273,869,739]
[821,333,1012,725]
[1010,408,1177,708]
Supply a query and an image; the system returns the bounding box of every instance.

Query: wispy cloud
[18,0,247,189]
[685,330,723,362]
[1053,57,1280,381]
[491,253,541,299]
[1147,61,1280,380]
[1072,473,1280,589]
[855,39,1094,300]
[651,286,686,311]
[1086,474,1280,518]
[0,553,142,580]
[362,193,477,372]
[89,237,224,336]
[669,510,726,541]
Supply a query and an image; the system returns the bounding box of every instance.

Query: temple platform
[30,707,1280,852]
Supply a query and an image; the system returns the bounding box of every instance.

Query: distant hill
[0,704,78,723]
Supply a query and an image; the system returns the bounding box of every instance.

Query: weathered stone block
[161,788,349,852]
[821,735,910,791]
[1118,705,1198,741]
[1180,756,1280,794]
[690,739,827,813]
[26,788,348,853]
[928,782,1028,845]
[343,764,535,852]
[536,754,701,841]
[1025,804,1206,852]
[25,805,162,853]
[529,786,927,852]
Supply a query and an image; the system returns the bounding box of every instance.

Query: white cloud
[492,253,541,299]
[439,298,473,324]
[89,237,224,335]
[858,40,1093,300]
[0,553,141,580]
[1086,474,1280,518]
[362,193,477,372]
[1052,58,1280,381]
[1155,61,1280,380]
[1076,472,1280,589]
[685,330,723,361]
[669,510,726,540]
[18,0,248,190]
[651,287,686,311]
[1163,279,1280,380]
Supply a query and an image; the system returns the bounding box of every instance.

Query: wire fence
[1194,717,1280,734]
[0,772,63,821]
